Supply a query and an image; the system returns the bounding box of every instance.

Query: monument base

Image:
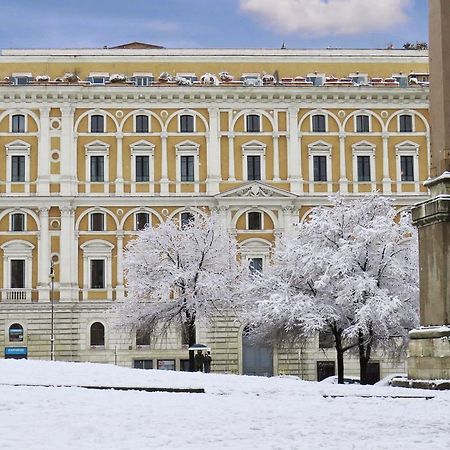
[392,326,450,390]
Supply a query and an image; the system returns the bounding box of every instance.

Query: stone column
[116,232,125,300]
[287,106,302,194]
[207,107,221,194]
[37,107,51,195]
[338,132,348,193]
[227,133,236,181]
[160,131,169,195]
[59,206,77,302]
[37,207,50,301]
[60,105,76,195]
[381,133,392,194]
[115,132,124,194]
[403,0,450,386]
[272,132,280,181]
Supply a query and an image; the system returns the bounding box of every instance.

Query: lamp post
[50,260,55,361]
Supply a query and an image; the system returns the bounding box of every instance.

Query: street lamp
[50,260,55,361]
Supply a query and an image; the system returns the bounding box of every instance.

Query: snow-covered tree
[243,195,419,384]
[116,210,248,371]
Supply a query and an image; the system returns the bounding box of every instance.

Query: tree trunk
[332,329,345,384]
[184,313,196,372]
[358,330,371,385]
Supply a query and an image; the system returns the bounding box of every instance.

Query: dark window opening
[312,114,326,132]
[11,155,25,182]
[136,212,150,231]
[317,361,335,381]
[90,213,105,231]
[356,115,370,133]
[247,155,261,180]
[180,155,195,182]
[180,212,194,228]
[11,114,25,133]
[90,322,105,346]
[90,115,105,133]
[400,155,414,181]
[10,259,25,289]
[11,213,25,232]
[135,115,149,133]
[248,211,262,230]
[9,323,24,342]
[90,156,104,182]
[135,155,149,182]
[399,114,413,132]
[249,257,263,274]
[180,115,194,132]
[357,155,371,182]
[319,331,334,349]
[134,359,153,369]
[136,328,151,346]
[90,259,105,289]
[246,114,261,132]
[313,155,327,181]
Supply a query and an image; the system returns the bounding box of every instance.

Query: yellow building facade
[0,45,430,379]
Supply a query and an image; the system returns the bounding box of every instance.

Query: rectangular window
[12,76,29,85]
[312,114,326,132]
[90,213,104,231]
[135,155,150,182]
[180,155,195,182]
[90,115,105,133]
[246,115,261,132]
[90,156,105,182]
[11,213,25,232]
[313,155,327,182]
[136,212,150,231]
[356,115,370,133]
[319,331,334,349]
[11,115,25,133]
[248,211,262,230]
[317,361,336,381]
[180,359,191,371]
[247,155,261,181]
[249,257,263,274]
[10,259,25,289]
[366,362,381,385]
[357,155,371,182]
[135,115,149,133]
[157,359,175,371]
[11,155,25,182]
[134,359,153,369]
[180,115,194,132]
[135,77,152,86]
[399,115,413,132]
[90,77,106,85]
[400,155,414,181]
[90,259,105,289]
[136,329,151,346]
[180,212,194,228]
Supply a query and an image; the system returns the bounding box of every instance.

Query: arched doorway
[242,326,273,377]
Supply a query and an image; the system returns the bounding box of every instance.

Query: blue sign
[5,347,27,356]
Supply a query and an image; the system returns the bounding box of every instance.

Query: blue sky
[0,0,428,49]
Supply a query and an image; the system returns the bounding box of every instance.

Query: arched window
[11,114,26,133]
[9,323,24,342]
[90,322,105,346]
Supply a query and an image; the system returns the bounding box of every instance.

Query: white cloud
[239,0,412,37]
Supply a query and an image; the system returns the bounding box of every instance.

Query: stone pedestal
[396,173,450,389]
[407,327,450,381]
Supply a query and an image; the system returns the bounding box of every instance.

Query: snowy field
[0,360,449,450]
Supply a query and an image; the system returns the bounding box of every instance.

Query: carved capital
[59,206,75,216]
[38,207,49,217]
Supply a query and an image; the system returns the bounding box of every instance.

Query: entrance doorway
[242,326,273,377]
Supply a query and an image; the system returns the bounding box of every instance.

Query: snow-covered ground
[0,360,449,450]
